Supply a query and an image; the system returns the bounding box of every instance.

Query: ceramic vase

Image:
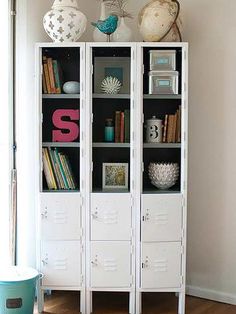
[138,0,180,42]
[43,0,87,42]
[112,17,132,42]
[93,1,107,42]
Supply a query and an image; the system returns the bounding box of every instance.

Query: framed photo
[94,57,130,94]
[102,162,129,190]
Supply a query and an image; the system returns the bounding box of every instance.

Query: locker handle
[91,211,98,219]
[41,258,48,266]
[41,210,48,219]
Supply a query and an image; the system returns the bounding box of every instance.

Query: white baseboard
[186,285,236,305]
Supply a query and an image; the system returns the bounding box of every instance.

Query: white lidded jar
[43,0,87,42]
[145,116,163,143]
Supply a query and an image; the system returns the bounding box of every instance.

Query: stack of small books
[42,55,62,94]
[162,106,181,143]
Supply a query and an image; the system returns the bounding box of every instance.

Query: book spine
[42,148,53,189]
[54,148,69,189]
[172,112,177,143]
[115,111,121,143]
[44,148,57,189]
[162,114,168,143]
[167,115,173,143]
[64,155,77,189]
[60,153,73,189]
[120,111,125,143]
[52,60,61,94]
[47,57,56,94]
[43,56,51,94]
[42,71,47,94]
[177,105,181,142]
[48,148,61,189]
[124,109,130,143]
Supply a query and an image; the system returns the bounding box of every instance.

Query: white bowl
[148,162,179,189]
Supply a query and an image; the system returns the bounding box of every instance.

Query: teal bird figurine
[91,14,118,42]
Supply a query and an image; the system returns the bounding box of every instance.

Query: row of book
[115,110,130,143]
[42,55,63,94]
[162,106,181,143]
[42,147,77,190]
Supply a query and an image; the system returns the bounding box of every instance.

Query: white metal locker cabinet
[90,241,131,288]
[141,194,182,242]
[40,193,81,240]
[91,194,131,241]
[41,241,81,287]
[141,242,182,289]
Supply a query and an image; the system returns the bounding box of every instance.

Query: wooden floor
[34,291,236,314]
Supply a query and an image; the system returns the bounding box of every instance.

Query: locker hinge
[142,64,144,75]
[91,65,94,74]
[91,113,93,124]
[41,113,43,123]
[130,275,134,286]
[141,113,144,124]
[142,162,144,172]
[91,162,93,172]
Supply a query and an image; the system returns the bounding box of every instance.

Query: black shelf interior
[42,99,80,143]
[42,47,80,89]
[42,147,80,191]
[143,148,181,192]
[143,47,182,95]
[143,99,181,142]
[93,99,130,143]
[92,147,130,192]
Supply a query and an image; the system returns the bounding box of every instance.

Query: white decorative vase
[43,0,87,42]
[138,0,180,42]
[93,1,107,42]
[112,17,132,42]
[148,162,179,190]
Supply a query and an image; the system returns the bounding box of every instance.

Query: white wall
[16,0,236,303]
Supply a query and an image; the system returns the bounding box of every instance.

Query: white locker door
[91,241,131,288]
[142,242,182,289]
[41,241,81,287]
[142,194,182,242]
[91,194,131,241]
[40,193,81,240]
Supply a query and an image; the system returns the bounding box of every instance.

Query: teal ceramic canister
[105,118,114,142]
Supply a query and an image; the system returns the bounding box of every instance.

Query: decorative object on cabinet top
[104,0,133,42]
[63,81,80,94]
[101,76,121,94]
[91,14,118,42]
[43,0,87,43]
[148,162,179,190]
[93,0,107,42]
[102,162,129,190]
[138,0,180,42]
[94,57,130,94]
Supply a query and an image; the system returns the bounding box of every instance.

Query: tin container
[149,71,179,95]
[149,50,176,71]
[145,116,163,143]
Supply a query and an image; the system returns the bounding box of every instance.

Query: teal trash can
[0,266,40,314]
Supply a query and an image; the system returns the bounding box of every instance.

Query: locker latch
[142,257,149,268]
[142,209,150,222]
[42,257,48,266]
[41,209,48,219]
[91,256,98,266]
[91,210,98,220]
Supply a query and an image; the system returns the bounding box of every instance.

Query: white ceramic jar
[43,0,87,42]
[145,116,163,143]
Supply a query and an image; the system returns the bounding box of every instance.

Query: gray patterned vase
[43,0,87,42]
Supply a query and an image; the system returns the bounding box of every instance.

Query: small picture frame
[102,162,129,190]
[94,57,130,94]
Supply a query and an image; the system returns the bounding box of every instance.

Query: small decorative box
[149,71,179,95]
[149,50,176,71]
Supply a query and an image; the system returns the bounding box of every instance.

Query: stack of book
[42,147,77,190]
[42,55,62,94]
[115,110,130,143]
[162,106,181,143]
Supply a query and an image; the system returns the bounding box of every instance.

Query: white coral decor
[148,162,179,190]
[101,76,122,94]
